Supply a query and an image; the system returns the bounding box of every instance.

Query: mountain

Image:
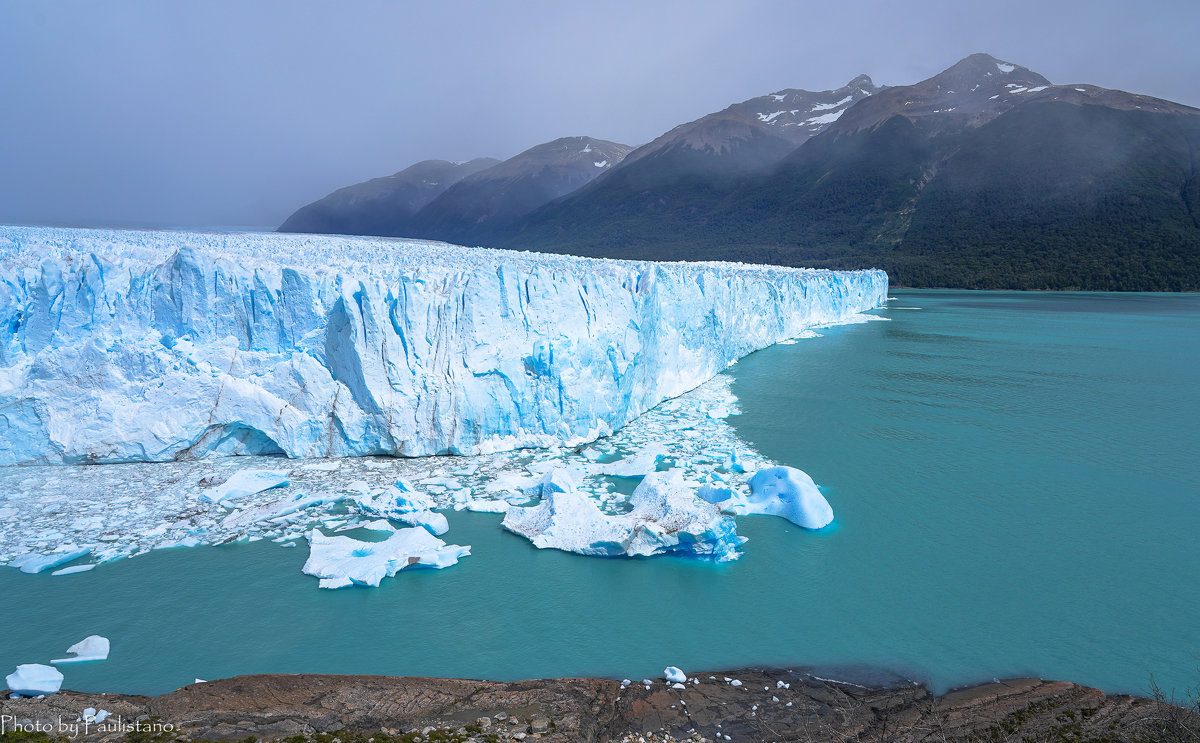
[502,54,1200,290]
[278,158,499,236]
[279,54,1200,290]
[618,74,882,173]
[491,77,882,250]
[406,136,632,245]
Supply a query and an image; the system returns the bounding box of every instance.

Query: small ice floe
[302,528,470,589]
[597,442,668,477]
[664,666,686,683]
[15,547,91,574]
[51,635,110,664]
[201,470,289,503]
[51,564,96,576]
[5,664,64,696]
[357,519,397,533]
[354,480,448,535]
[501,469,745,561]
[724,466,834,530]
[222,492,342,528]
[460,500,511,513]
[730,679,742,687]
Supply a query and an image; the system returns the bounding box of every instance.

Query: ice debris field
[0,226,888,589]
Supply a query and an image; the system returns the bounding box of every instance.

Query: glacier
[0,225,886,466]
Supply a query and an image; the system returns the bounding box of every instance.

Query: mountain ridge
[279,53,1200,290]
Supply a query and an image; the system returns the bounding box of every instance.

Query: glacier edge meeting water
[0,226,887,466]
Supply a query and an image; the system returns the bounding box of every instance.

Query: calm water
[3,290,1198,698]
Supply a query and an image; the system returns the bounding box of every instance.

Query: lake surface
[3,290,1198,698]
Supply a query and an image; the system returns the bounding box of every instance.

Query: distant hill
[406,136,632,246]
[278,158,498,237]
[280,54,1200,290]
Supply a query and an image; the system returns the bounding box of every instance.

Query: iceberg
[51,635,110,664]
[200,470,289,503]
[15,547,91,574]
[301,527,470,589]
[501,469,745,561]
[0,226,887,466]
[664,666,686,683]
[5,664,63,696]
[726,466,834,529]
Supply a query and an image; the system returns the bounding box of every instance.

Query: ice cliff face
[0,226,887,466]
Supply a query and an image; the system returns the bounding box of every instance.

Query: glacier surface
[0,226,886,466]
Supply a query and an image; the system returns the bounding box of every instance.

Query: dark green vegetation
[502,102,1200,291]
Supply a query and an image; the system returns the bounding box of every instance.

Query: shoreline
[4,667,1196,742]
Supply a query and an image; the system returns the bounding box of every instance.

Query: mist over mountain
[280,54,1200,290]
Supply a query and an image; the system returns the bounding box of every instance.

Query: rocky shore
[4,668,1199,743]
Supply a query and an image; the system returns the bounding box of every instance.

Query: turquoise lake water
[3,290,1198,698]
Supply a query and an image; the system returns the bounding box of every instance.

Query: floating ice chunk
[358,519,397,533]
[394,509,449,536]
[202,470,289,503]
[51,564,96,576]
[302,528,470,589]
[355,482,435,518]
[52,635,110,664]
[598,442,669,477]
[664,666,686,683]
[421,476,463,491]
[502,469,744,561]
[5,664,63,696]
[462,500,511,513]
[528,469,575,497]
[722,449,746,473]
[726,466,834,530]
[696,483,733,504]
[222,492,341,528]
[15,547,91,574]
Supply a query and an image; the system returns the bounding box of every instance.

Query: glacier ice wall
[0,226,887,465]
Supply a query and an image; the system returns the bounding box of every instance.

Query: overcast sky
[2,0,1197,230]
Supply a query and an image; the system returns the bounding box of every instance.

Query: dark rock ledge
[3,668,1198,742]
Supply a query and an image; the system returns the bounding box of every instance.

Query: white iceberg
[301,527,470,589]
[52,635,110,664]
[502,469,745,561]
[598,442,669,477]
[664,666,686,683]
[394,509,449,536]
[5,664,64,696]
[726,466,834,529]
[201,470,289,503]
[461,499,511,513]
